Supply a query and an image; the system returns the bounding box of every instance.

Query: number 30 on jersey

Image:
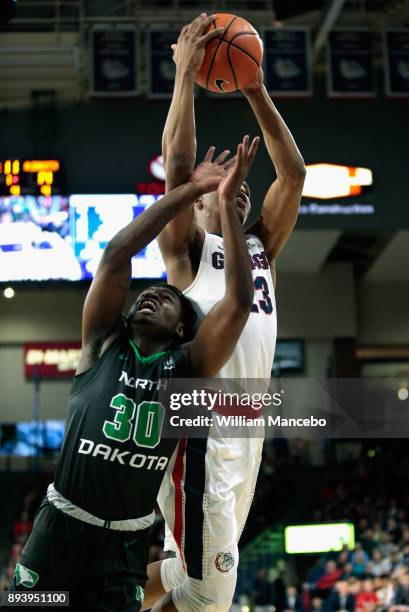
[103,393,164,449]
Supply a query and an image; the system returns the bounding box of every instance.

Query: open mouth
[236,193,248,212]
[137,297,159,314]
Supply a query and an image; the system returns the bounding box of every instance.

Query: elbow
[280,158,307,190]
[288,160,306,184]
[165,153,195,185]
[291,157,307,185]
[103,239,127,266]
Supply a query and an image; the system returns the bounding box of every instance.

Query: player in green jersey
[5,135,259,612]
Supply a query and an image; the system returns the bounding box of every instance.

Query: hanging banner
[384,29,409,97]
[148,30,178,98]
[24,342,81,379]
[264,28,312,97]
[90,27,139,96]
[327,30,375,98]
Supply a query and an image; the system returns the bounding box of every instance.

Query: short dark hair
[125,283,198,345]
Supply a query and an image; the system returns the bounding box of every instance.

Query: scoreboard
[0,159,63,196]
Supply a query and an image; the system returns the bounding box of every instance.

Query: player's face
[130,286,184,340]
[203,181,251,224]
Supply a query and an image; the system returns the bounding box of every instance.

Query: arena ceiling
[3,0,409,30]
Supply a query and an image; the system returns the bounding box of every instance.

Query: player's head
[194,181,251,228]
[126,283,197,346]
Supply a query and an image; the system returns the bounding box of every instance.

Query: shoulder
[167,344,195,376]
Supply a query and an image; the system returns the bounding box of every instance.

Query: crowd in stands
[244,442,409,611]
[0,473,45,590]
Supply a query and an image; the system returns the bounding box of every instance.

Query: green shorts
[5,497,149,611]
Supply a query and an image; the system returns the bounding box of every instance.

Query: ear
[175,322,184,339]
[194,197,204,210]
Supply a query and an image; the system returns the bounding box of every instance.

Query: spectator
[351,544,369,565]
[390,549,405,575]
[13,510,33,540]
[283,585,303,612]
[338,550,350,566]
[352,551,368,577]
[402,544,409,567]
[253,568,275,609]
[311,596,323,612]
[325,580,355,612]
[316,561,342,595]
[388,518,402,544]
[0,561,15,591]
[379,533,395,559]
[392,571,409,607]
[375,575,394,608]
[274,571,287,611]
[341,563,354,580]
[361,529,378,556]
[355,579,378,612]
[348,578,362,598]
[367,548,391,577]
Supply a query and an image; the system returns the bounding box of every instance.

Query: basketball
[196,13,263,94]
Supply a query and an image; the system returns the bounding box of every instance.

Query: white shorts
[157,434,263,610]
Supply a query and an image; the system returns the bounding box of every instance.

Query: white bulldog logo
[215,551,235,573]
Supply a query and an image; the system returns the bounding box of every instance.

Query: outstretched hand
[189,146,235,194]
[218,135,260,201]
[171,13,224,74]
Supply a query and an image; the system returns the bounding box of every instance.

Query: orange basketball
[196,13,263,94]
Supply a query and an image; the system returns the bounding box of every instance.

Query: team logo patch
[135,585,144,603]
[163,356,175,370]
[13,563,39,588]
[215,551,235,573]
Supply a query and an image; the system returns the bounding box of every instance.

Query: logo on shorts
[135,585,144,603]
[13,563,39,588]
[215,551,235,573]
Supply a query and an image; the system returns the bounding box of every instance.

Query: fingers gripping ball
[196,13,263,94]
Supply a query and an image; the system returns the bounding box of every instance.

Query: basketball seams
[228,35,261,68]
[227,44,239,91]
[207,37,261,86]
[212,37,261,72]
[206,15,238,91]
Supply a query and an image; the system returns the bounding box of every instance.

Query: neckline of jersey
[129,339,166,364]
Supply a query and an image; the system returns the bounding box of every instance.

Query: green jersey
[54,329,192,520]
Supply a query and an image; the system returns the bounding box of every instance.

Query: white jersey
[184,231,277,379]
[157,231,278,610]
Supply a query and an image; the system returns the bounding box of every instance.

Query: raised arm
[80,150,232,359]
[159,14,225,262]
[186,136,259,378]
[243,69,306,263]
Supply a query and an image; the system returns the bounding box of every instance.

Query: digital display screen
[285,523,355,554]
[0,420,65,456]
[69,194,165,280]
[0,159,62,197]
[0,195,81,281]
[0,194,166,282]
